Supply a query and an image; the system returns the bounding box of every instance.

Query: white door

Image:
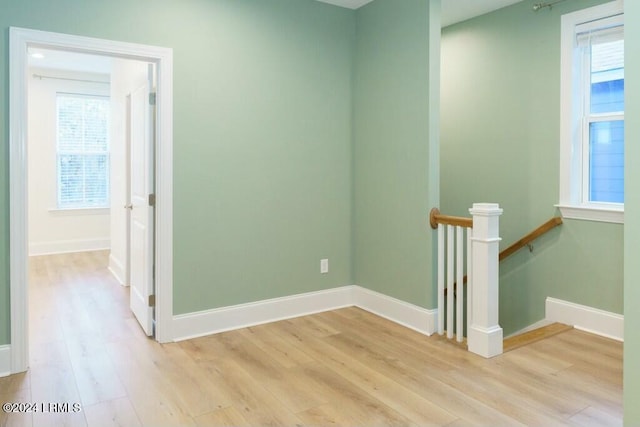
[128,80,155,336]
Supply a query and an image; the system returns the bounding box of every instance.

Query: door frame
[9,27,174,374]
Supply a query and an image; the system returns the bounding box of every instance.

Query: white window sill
[48,207,110,216]
[555,204,623,224]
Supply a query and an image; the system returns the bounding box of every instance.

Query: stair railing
[430,203,503,358]
[430,206,563,359]
[429,208,472,343]
[446,216,563,290]
[499,216,563,261]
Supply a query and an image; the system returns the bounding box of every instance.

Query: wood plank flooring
[0,251,623,426]
[503,322,575,352]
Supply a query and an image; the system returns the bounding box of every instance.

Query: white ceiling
[440,0,524,27]
[316,0,372,8]
[315,0,524,27]
[28,48,112,74]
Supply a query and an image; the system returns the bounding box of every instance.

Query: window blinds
[56,94,110,209]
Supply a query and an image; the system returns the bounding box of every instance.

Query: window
[558,1,624,223]
[56,93,110,209]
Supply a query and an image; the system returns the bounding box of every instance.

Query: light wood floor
[0,251,622,426]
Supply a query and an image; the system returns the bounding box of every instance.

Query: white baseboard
[173,286,356,341]
[546,297,624,341]
[353,286,437,336]
[29,238,110,256]
[0,345,11,377]
[108,253,127,286]
[172,285,437,342]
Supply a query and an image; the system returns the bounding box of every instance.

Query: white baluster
[438,224,444,335]
[468,203,503,358]
[466,227,473,337]
[456,226,464,342]
[447,225,454,339]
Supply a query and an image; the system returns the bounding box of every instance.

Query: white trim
[555,204,624,224]
[29,238,110,256]
[352,286,437,336]
[468,325,503,358]
[173,286,356,341]
[173,285,437,342]
[108,253,127,286]
[546,297,624,341]
[47,207,110,215]
[9,28,29,375]
[0,345,11,377]
[9,27,174,375]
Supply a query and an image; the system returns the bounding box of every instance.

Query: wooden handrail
[429,208,473,229]
[443,215,563,296]
[499,216,563,262]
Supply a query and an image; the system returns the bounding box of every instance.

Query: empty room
[1,0,639,425]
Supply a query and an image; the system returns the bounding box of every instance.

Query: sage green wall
[441,0,622,335]
[624,1,640,423]
[353,0,439,307]
[0,0,355,344]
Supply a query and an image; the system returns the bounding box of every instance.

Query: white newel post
[467,203,503,358]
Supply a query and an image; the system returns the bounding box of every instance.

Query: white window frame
[558,0,624,224]
[56,92,111,210]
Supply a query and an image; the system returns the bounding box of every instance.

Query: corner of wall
[172,285,437,342]
[546,297,623,341]
[353,286,437,335]
[351,0,439,308]
[0,345,11,377]
[108,253,126,285]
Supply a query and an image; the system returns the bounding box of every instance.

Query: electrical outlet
[320,258,329,274]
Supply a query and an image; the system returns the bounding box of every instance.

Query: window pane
[58,154,85,206]
[590,39,624,114]
[591,79,624,114]
[57,97,84,152]
[84,154,110,206]
[589,120,624,203]
[83,99,109,152]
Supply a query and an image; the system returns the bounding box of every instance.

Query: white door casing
[9,27,174,374]
[128,82,155,336]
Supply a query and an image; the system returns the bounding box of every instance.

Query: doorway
[9,27,174,374]
[27,48,156,337]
